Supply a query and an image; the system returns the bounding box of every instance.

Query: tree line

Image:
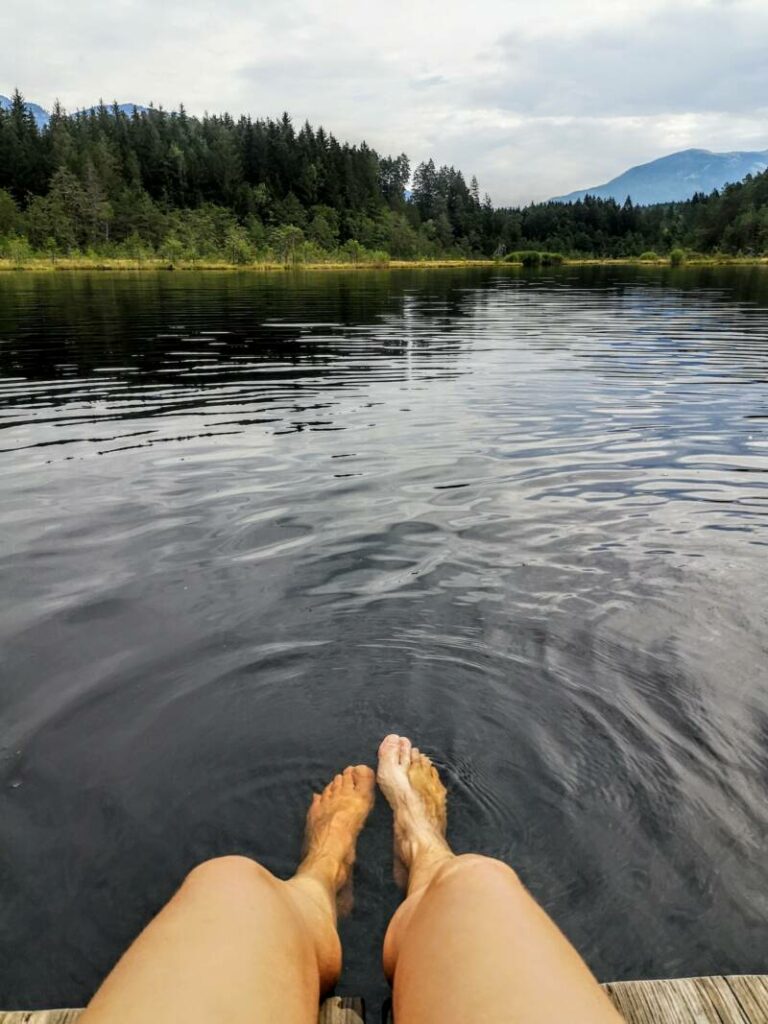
[1,90,767,264]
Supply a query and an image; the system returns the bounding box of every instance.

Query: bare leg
[80,765,375,1024]
[377,736,623,1024]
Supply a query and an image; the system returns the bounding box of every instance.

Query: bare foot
[377,735,452,891]
[298,764,376,892]
[285,766,374,991]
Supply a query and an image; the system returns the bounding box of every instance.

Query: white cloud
[2,0,766,205]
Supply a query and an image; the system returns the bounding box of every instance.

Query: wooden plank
[604,978,705,1023]
[725,976,768,1022]
[319,997,365,1024]
[0,1015,82,1024]
[0,998,364,1024]
[602,976,760,1023]
[697,976,751,1023]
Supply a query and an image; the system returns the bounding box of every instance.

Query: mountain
[0,95,149,129]
[552,148,768,206]
[0,94,50,128]
[77,103,149,119]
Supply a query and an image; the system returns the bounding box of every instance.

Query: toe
[342,766,356,790]
[411,746,420,764]
[398,736,412,766]
[378,734,401,762]
[332,773,344,792]
[353,765,375,791]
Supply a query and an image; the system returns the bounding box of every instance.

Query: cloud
[1,0,767,205]
[483,1,768,117]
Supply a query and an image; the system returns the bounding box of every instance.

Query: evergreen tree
[1,90,767,262]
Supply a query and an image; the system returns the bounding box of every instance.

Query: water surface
[1,266,767,1007]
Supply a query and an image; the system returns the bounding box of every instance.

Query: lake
[1,266,767,1009]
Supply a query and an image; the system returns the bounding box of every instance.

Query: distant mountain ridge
[552,148,768,206]
[0,94,50,128]
[0,95,149,128]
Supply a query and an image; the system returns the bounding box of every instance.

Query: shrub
[339,238,366,263]
[639,251,659,261]
[505,250,538,265]
[270,224,305,263]
[365,249,390,265]
[6,236,33,267]
[669,248,686,266]
[120,231,152,263]
[223,226,254,265]
[520,251,543,267]
[160,236,185,265]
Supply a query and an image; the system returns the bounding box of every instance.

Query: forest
[1,90,767,264]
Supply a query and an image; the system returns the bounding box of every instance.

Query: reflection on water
[0,266,767,1007]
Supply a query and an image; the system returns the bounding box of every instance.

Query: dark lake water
[1,266,767,1008]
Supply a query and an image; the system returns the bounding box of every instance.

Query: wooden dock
[1,977,767,1023]
[603,976,768,1023]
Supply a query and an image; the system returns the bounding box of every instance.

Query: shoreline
[1,256,767,273]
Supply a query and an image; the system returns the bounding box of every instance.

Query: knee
[429,854,523,895]
[182,855,277,899]
[382,856,523,980]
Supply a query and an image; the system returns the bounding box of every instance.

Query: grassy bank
[0,255,766,273]
[0,256,498,272]
[563,256,768,267]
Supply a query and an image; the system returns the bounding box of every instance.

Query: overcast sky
[3,0,767,205]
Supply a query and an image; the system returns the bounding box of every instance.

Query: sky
[2,0,767,206]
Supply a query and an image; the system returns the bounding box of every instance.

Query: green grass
[1,254,766,273]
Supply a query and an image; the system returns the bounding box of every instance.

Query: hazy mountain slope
[0,95,149,128]
[77,103,149,118]
[0,94,50,128]
[552,148,768,205]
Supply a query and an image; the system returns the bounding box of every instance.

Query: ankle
[406,847,454,895]
[297,849,348,892]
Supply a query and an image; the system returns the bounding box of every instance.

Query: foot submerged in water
[299,764,376,893]
[377,734,452,890]
[285,765,375,989]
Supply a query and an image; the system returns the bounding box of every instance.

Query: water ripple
[0,266,767,1006]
